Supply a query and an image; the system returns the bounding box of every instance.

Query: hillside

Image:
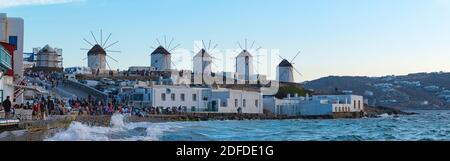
[303,72,450,110]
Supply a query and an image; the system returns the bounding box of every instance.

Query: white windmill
[235,39,262,83]
[277,50,303,83]
[149,36,180,71]
[81,29,120,74]
[193,40,219,84]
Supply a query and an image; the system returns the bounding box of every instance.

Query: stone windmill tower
[150,46,172,71]
[81,30,120,74]
[235,39,261,82]
[277,51,302,83]
[150,36,180,71]
[193,49,212,76]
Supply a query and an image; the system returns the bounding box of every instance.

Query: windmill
[277,50,303,83]
[192,40,220,84]
[235,39,263,83]
[149,36,180,71]
[81,29,120,74]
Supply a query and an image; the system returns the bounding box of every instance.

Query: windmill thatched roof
[87,44,106,55]
[151,46,171,55]
[236,49,252,58]
[278,59,293,67]
[194,49,212,58]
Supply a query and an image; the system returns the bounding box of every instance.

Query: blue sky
[2,0,450,81]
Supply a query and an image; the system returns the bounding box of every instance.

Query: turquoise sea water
[46,110,450,141]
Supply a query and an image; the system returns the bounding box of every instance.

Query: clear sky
[2,0,450,82]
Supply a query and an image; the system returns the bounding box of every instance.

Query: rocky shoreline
[0,106,416,141]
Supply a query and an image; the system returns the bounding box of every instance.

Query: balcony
[0,46,12,72]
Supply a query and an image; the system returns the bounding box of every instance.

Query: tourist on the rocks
[2,96,12,119]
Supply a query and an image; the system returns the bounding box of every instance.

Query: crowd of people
[1,70,187,121]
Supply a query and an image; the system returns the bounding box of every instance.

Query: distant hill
[303,72,450,110]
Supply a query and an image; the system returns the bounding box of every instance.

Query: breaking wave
[45,114,179,141]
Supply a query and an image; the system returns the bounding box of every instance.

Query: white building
[235,50,254,82]
[0,42,14,105]
[1,13,24,103]
[263,94,364,116]
[277,59,294,83]
[0,13,24,78]
[193,49,212,84]
[87,44,107,74]
[35,45,63,69]
[122,86,263,114]
[150,46,171,71]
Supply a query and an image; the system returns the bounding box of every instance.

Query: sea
[45,110,450,141]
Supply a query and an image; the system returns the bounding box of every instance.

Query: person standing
[2,96,12,119]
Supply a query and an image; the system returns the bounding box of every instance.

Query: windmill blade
[237,42,243,50]
[82,57,88,61]
[250,40,256,49]
[171,61,178,69]
[91,31,99,45]
[293,67,303,76]
[156,38,162,46]
[80,48,91,51]
[102,33,112,47]
[164,35,167,48]
[208,40,212,50]
[202,40,206,49]
[291,50,301,63]
[106,55,119,63]
[83,38,94,47]
[167,37,174,49]
[255,46,262,52]
[278,55,285,60]
[169,44,180,52]
[100,29,103,47]
[106,60,112,70]
[245,39,248,50]
[210,44,219,52]
[104,41,119,50]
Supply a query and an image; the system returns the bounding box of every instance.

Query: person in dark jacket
[2,96,12,118]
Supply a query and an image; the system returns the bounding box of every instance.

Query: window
[171,93,175,101]
[161,93,166,101]
[358,100,361,110]
[234,99,238,107]
[335,107,337,112]
[243,99,246,107]
[191,106,196,112]
[0,90,3,103]
[255,100,258,107]
[354,100,357,109]
[181,93,185,101]
[9,36,18,50]
[192,94,197,101]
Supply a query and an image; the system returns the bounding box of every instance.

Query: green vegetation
[275,85,313,99]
